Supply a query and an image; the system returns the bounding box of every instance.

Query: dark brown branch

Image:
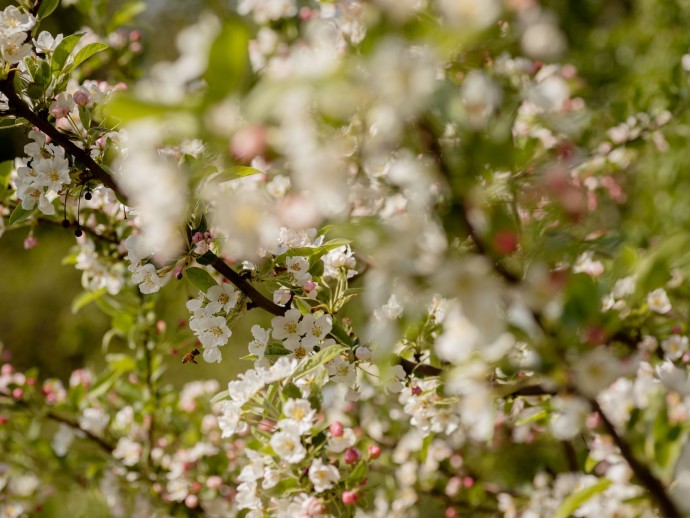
[44,409,115,454]
[399,357,442,377]
[589,398,679,517]
[418,119,520,285]
[210,257,288,316]
[0,391,114,454]
[30,0,43,16]
[0,71,126,202]
[419,119,681,514]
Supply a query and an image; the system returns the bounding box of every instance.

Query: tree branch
[0,391,114,454]
[0,71,126,202]
[210,257,288,316]
[589,398,679,517]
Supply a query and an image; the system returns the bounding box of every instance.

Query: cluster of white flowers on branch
[3,0,690,517]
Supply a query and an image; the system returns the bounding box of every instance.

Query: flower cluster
[187,282,240,362]
[14,130,70,215]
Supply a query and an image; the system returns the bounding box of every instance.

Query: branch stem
[210,257,287,316]
[590,398,679,517]
[0,71,125,201]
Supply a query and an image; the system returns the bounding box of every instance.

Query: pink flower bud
[341,490,357,505]
[445,508,458,518]
[344,448,360,464]
[368,444,381,459]
[53,106,69,119]
[156,320,167,334]
[303,279,317,292]
[184,494,198,509]
[329,421,344,437]
[23,235,38,250]
[230,124,267,163]
[73,90,89,106]
[305,497,326,515]
[462,476,474,488]
[12,388,23,399]
[207,476,223,490]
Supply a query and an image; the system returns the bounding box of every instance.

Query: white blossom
[308,458,340,493]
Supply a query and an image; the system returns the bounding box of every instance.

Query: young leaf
[330,322,355,347]
[37,0,60,19]
[185,267,218,292]
[52,33,84,72]
[554,478,611,518]
[71,288,107,314]
[204,18,250,102]
[0,160,12,186]
[66,42,109,73]
[210,390,229,403]
[9,205,34,226]
[107,1,145,32]
[293,344,348,380]
[104,92,182,123]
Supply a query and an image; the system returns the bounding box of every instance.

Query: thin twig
[0,391,114,454]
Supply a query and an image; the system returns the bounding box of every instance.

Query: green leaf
[330,322,355,347]
[185,267,218,292]
[0,160,12,187]
[265,343,291,357]
[112,312,134,334]
[210,390,229,403]
[87,370,119,399]
[37,0,60,19]
[71,288,107,314]
[348,461,368,486]
[107,1,145,32]
[66,42,109,73]
[101,328,122,353]
[9,205,34,226]
[274,239,351,262]
[52,33,84,72]
[294,344,348,380]
[281,382,302,401]
[32,60,52,88]
[104,92,181,123]
[554,478,611,518]
[106,353,136,373]
[214,166,263,183]
[204,19,250,102]
[584,454,598,473]
[514,409,548,426]
[292,297,312,315]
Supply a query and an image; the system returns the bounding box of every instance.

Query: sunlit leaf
[71,288,107,314]
[185,267,218,292]
[554,479,611,518]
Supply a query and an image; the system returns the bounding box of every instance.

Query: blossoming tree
[2,0,690,516]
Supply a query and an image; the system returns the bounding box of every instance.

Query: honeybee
[182,348,200,364]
